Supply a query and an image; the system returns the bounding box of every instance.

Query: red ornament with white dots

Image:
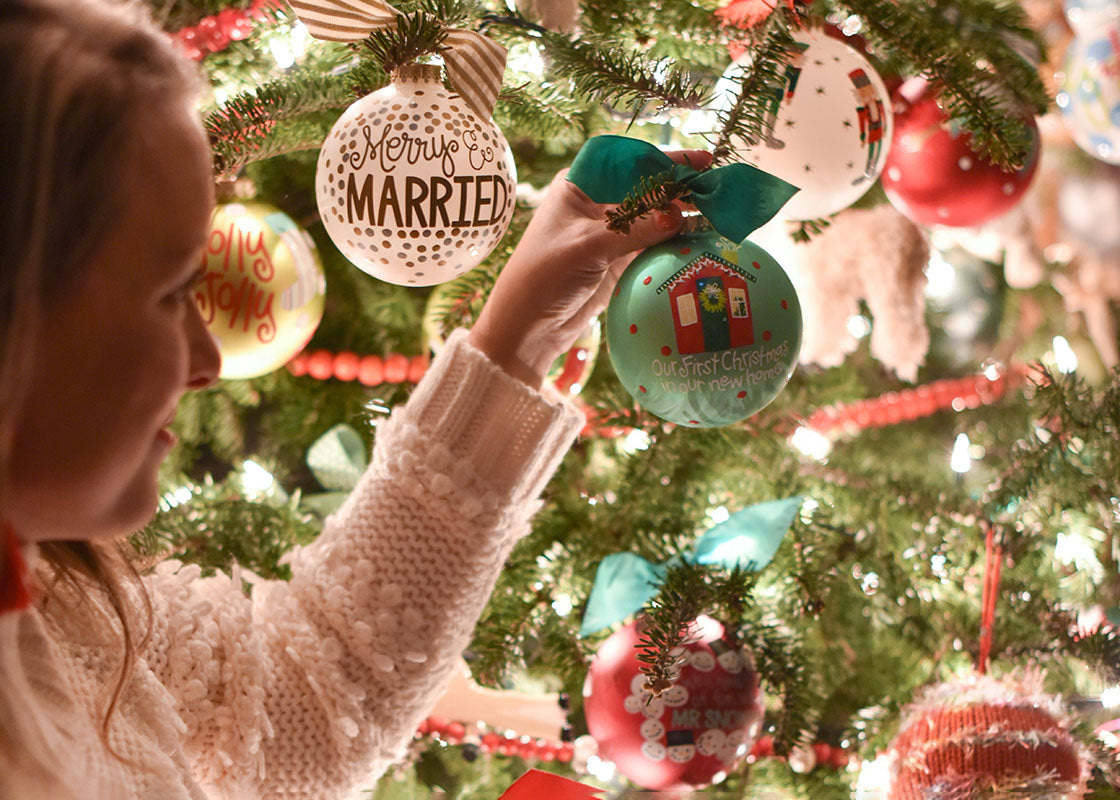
[605,225,801,427]
[881,80,1039,228]
[582,615,764,791]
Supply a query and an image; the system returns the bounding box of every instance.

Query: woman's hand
[468,149,712,388]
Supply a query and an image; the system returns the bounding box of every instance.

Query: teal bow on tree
[302,424,369,514]
[566,135,799,243]
[579,495,804,636]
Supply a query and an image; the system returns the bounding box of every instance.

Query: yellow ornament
[197,202,327,379]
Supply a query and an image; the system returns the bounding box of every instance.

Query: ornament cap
[396,63,442,84]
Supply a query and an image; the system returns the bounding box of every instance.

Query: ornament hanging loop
[977,521,1004,675]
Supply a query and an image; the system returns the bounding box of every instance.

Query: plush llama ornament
[1053,162,1120,369]
[515,0,579,31]
[758,204,930,381]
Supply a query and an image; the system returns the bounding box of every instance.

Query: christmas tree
[142,0,1120,796]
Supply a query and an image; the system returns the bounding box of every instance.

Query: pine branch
[603,171,694,234]
[136,475,320,580]
[745,620,817,756]
[789,217,832,243]
[709,19,800,164]
[493,84,588,146]
[361,9,448,73]
[210,111,342,177]
[1043,611,1120,683]
[206,63,388,175]
[421,268,495,347]
[836,0,1050,169]
[538,30,711,115]
[635,561,713,694]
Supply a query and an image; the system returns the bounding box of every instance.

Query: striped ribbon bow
[288,0,507,119]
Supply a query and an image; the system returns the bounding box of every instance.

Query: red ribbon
[0,523,33,614]
[977,522,1003,675]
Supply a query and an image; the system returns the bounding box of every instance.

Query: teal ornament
[606,227,802,427]
[579,496,802,636]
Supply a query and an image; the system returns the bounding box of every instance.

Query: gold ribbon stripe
[287,0,507,118]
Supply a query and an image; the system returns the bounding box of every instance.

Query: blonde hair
[0,0,201,793]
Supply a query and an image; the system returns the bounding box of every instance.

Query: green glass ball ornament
[606,226,802,427]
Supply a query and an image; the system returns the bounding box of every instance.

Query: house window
[728,287,749,319]
[677,293,699,326]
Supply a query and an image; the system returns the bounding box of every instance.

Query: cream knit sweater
[0,330,584,800]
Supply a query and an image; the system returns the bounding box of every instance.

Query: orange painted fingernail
[653,210,678,230]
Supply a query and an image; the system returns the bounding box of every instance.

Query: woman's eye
[167,268,206,303]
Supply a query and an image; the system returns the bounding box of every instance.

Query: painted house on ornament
[657,252,756,355]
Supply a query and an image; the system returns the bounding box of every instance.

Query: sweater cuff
[400,329,584,503]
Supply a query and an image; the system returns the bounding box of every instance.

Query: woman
[0,0,704,797]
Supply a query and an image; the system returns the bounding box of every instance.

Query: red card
[499,770,602,799]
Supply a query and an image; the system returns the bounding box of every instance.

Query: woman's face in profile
[7,102,221,542]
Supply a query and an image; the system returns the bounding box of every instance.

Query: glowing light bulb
[242,459,276,494]
[1052,335,1078,374]
[950,433,972,474]
[790,426,832,461]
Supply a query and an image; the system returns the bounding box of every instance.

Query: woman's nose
[186,303,222,390]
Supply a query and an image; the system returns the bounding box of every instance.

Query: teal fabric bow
[302,424,368,515]
[566,135,799,244]
[579,496,803,636]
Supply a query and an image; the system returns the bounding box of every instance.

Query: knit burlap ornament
[886,674,1087,800]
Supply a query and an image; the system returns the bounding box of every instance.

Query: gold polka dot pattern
[316,76,516,287]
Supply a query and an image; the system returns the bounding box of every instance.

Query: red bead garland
[167,0,279,62]
[288,349,430,386]
[800,364,1032,436]
[417,716,575,764]
[289,347,1035,447]
[415,716,849,773]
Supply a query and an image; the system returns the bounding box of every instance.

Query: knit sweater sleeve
[140,329,584,800]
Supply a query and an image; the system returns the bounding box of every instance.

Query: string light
[950,433,972,474]
[159,486,194,512]
[925,251,957,299]
[1051,335,1079,374]
[846,314,872,339]
[242,459,276,495]
[1101,686,1120,708]
[790,425,832,461]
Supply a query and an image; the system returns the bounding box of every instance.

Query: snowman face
[641,696,665,719]
[689,651,715,672]
[697,729,727,756]
[641,740,666,761]
[716,650,743,674]
[630,673,649,694]
[718,730,747,764]
[640,718,665,740]
[668,743,697,763]
[662,685,689,707]
[623,694,644,714]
